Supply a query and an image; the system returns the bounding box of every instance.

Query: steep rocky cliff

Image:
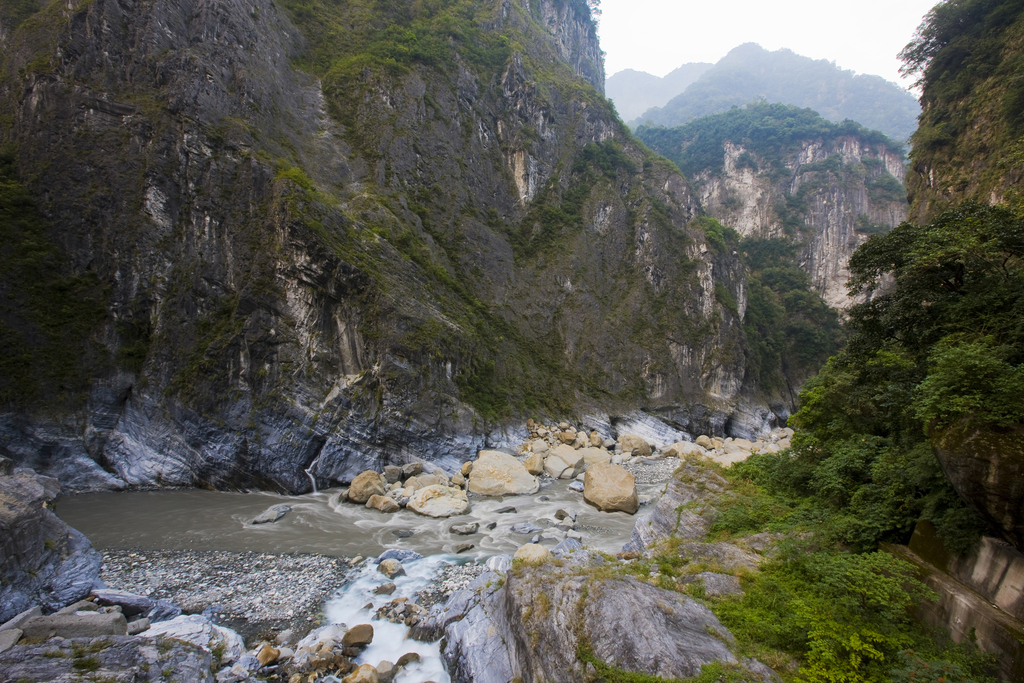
[0,0,781,493]
[638,104,908,310]
[902,0,1024,221]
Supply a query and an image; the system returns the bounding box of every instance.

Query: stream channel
[57,475,668,682]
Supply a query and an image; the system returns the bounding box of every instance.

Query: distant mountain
[606,62,711,121]
[633,43,921,143]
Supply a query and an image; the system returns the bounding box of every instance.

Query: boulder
[584,463,639,514]
[378,559,406,579]
[375,582,397,595]
[524,452,545,475]
[450,522,479,535]
[0,629,23,653]
[127,618,151,635]
[556,431,577,444]
[0,470,102,623]
[348,471,386,504]
[377,549,423,563]
[663,441,707,458]
[618,434,652,458]
[376,660,396,683]
[407,485,470,518]
[250,504,291,524]
[382,465,402,484]
[396,652,421,667]
[342,663,380,683]
[405,471,449,491]
[451,472,465,487]
[461,461,474,476]
[144,614,245,665]
[467,451,539,496]
[685,572,742,598]
[366,494,400,513]
[579,447,611,465]
[513,544,550,564]
[0,634,215,681]
[589,432,603,448]
[342,624,374,648]
[530,439,549,454]
[401,462,424,479]
[695,435,715,449]
[91,589,155,617]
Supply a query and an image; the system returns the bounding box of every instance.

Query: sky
[598,0,941,87]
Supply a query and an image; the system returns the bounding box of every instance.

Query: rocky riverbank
[98,550,355,645]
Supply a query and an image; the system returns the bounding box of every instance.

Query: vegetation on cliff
[902,0,1024,220]
[636,102,902,180]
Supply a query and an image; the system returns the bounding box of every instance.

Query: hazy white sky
[598,0,940,87]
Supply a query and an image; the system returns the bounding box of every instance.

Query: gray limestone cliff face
[694,137,907,310]
[0,0,774,493]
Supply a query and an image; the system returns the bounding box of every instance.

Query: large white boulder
[583,463,639,514]
[579,447,611,465]
[407,485,470,518]
[145,614,244,664]
[467,451,539,496]
[618,434,652,458]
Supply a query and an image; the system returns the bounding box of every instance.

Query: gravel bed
[416,561,489,608]
[101,549,353,644]
[624,457,680,484]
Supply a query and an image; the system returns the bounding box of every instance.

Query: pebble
[416,562,488,608]
[100,549,350,644]
[624,457,679,484]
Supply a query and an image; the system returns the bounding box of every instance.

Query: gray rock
[622,468,725,555]
[0,470,103,623]
[383,465,403,484]
[0,629,22,653]
[568,480,585,492]
[485,522,497,530]
[128,617,152,635]
[56,599,99,615]
[250,504,291,524]
[449,522,479,535]
[21,611,128,639]
[0,456,12,476]
[92,588,156,617]
[484,555,512,574]
[685,572,742,598]
[496,506,517,514]
[677,542,760,573]
[455,543,474,554]
[377,549,423,564]
[401,462,424,479]
[440,575,516,683]
[551,538,584,556]
[147,599,183,623]
[510,522,542,534]
[501,565,764,682]
[0,634,215,681]
[0,606,41,632]
[145,614,245,665]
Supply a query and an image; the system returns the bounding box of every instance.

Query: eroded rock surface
[0,470,102,623]
[0,635,215,682]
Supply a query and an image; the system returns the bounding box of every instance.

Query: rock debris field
[99,550,354,643]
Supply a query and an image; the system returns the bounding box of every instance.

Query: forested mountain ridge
[605,62,711,121]
[634,43,921,144]
[0,0,815,493]
[638,103,908,310]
